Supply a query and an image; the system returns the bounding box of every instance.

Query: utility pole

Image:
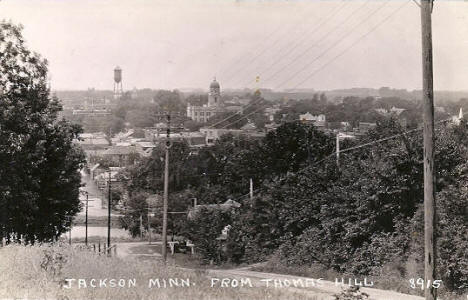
[162,113,171,263]
[420,1,436,299]
[336,134,340,167]
[85,192,89,246]
[107,170,112,253]
[148,202,152,245]
[68,216,72,245]
[140,214,143,239]
[249,178,254,200]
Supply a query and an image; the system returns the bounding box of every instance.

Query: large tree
[0,22,85,243]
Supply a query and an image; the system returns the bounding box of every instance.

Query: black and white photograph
[0,0,467,299]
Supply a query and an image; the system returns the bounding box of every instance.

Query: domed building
[187,78,226,123]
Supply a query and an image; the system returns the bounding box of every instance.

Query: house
[358,122,377,133]
[240,121,257,132]
[264,106,281,122]
[374,106,406,116]
[94,167,122,191]
[75,132,110,156]
[264,122,280,132]
[134,141,157,157]
[187,199,241,220]
[199,127,266,145]
[101,145,139,166]
[452,107,464,125]
[199,128,243,145]
[299,112,326,128]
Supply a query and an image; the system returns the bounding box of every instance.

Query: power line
[229,112,463,203]
[283,0,410,90]
[221,2,408,130]
[207,97,264,128]
[204,2,401,131]
[237,0,368,89]
[211,2,390,130]
[220,103,269,129]
[230,0,351,88]
[217,2,309,82]
[221,2,334,87]
[273,0,392,89]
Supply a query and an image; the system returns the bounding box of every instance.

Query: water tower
[113,66,123,99]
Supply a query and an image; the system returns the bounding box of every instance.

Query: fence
[90,242,117,257]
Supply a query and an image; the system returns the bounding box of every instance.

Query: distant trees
[0,22,85,243]
[276,95,424,129]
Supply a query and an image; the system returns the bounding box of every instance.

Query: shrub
[180,207,232,264]
[333,286,369,300]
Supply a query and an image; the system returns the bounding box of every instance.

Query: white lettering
[211,278,219,287]
[63,279,75,289]
[260,278,273,288]
[99,278,107,287]
[78,279,87,289]
[149,279,160,288]
[240,278,253,287]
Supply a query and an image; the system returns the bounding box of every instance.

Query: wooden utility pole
[162,113,171,263]
[85,192,89,246]
[140,215,143,239]
[68,216,72,245]
[107,171,112,252]
[148,202,152,245]
[336,134,340,167]
[249,178,254,200]
[420,1,436,299]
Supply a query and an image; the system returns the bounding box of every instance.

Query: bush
[180,207,232,264]
[333,286,369,300]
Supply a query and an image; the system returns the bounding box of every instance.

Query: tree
[0,22,85,243]
[180,207,232,263]
[119,191,149,237]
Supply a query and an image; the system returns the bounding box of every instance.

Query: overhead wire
[217,2,307,81]
[271,0,391,89]
[229,0,351,88]
[219,1,401,130]
[220,2,336,87]
[229,111,464,203]
[236,0,368,88]
[281,0,410,90]
[206,1,363,129]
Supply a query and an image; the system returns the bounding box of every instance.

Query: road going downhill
[116,241,424,300]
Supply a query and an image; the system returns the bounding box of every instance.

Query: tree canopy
[0,22,85,243]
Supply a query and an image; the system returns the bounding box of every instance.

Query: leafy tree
[260,122,334,177]
[119,191,149,237]
[0,22,85,243]
[180,207,232,263]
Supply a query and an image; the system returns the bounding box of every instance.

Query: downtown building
[186,78,226,123]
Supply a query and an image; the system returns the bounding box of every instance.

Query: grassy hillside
[0,243,318,300]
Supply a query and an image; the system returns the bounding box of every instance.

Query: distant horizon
[52,87,468,93]
[4,0,466,91]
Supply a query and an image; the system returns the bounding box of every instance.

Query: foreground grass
[252,261,467,300]
[0,243,320,300]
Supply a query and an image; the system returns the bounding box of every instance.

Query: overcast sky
[1,0,467,91]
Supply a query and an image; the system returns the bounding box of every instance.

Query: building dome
[210,79,220,89]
